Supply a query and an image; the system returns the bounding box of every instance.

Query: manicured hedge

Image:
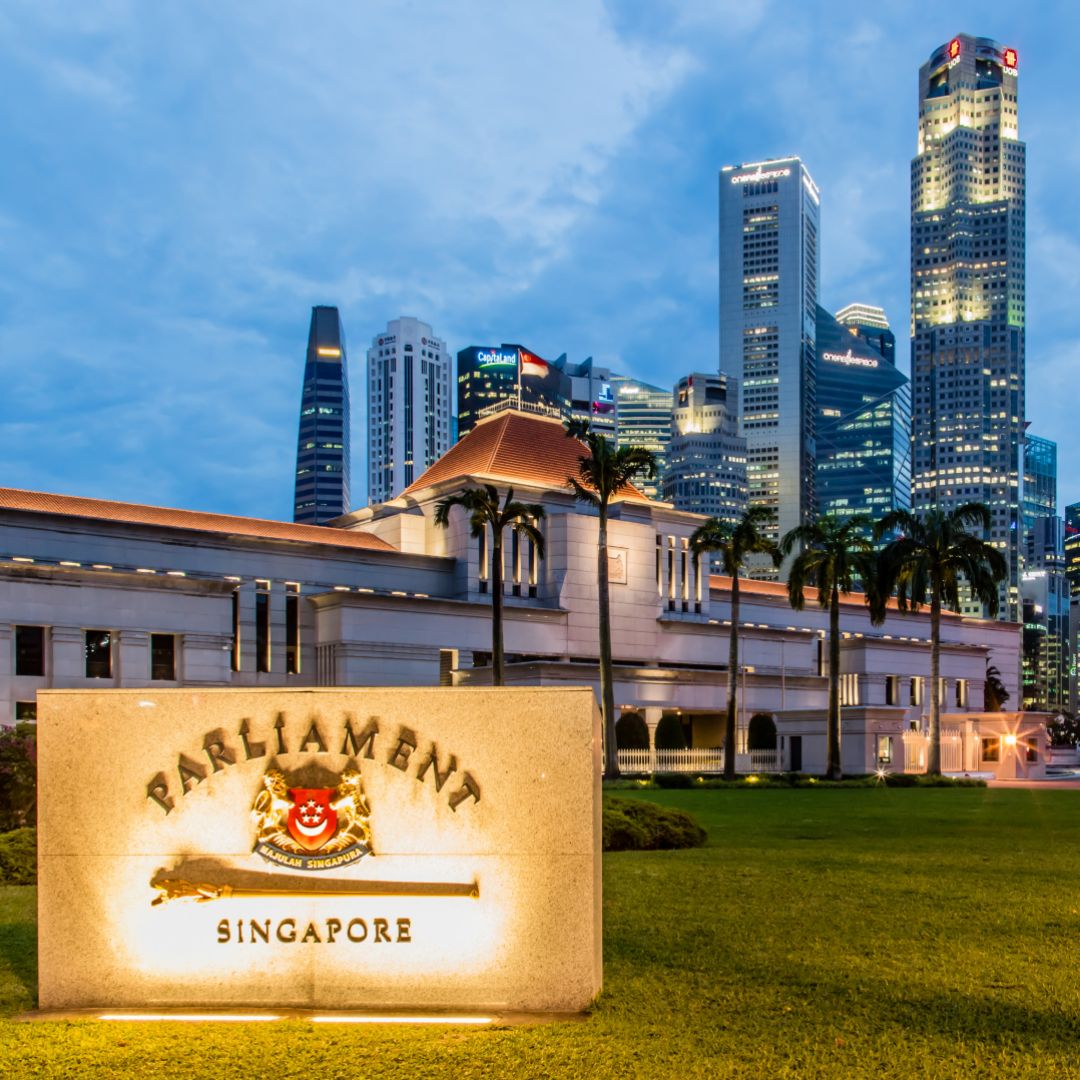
[603,798,707,852]
[0,828,35,885]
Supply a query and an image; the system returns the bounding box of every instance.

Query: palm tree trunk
[725,572,739,781]
[828,583,842,780]
[491,531,504,687]
[597,507,618,779]
[928,593,941,775]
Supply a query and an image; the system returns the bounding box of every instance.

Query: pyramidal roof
[400,409,651,503]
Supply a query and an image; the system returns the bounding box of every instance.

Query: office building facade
[456,345,569,437]
[612,376,674,500]
[1022,434,1056,535]
[815,306,911,529]
[719,156,819,568]
[293,306,350,525]
[663,373,748,524]
[554,356,616,439]
[910,34,1025,618]
[835,303,897,366]
[366,317,452,505]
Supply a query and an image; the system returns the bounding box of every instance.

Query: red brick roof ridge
[0,486,395,552]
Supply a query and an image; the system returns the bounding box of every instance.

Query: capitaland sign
[37,687,601,1013]
[475,348,517,367]
[821,348,878,368]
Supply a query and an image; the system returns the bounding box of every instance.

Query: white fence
[902,728,964,774]
[616,748,780,775]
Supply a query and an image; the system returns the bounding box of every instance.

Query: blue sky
[1,1,1076,517]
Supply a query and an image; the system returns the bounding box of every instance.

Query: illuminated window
[231,589,241,672]
[255,585,271,673]
[85,630,112,679]
[286,593,300,675]
[981,737,999,763]
[877,735,893,765]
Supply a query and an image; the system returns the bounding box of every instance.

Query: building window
[910,677,923,706]
[286,593,300,675]
[85,630,112,679]
[877,735,893,765]
[511,530,521,597]
[885,675,899,706]
[15,701,36,723]
[955,679,967,707]
[15,625,45,677]
[150,634,176,681]
[231,589,241,672]
[439,648,458,687]
[981,737,1000,763]
[478,531,488,594]
[255,587,271,673]
[1025,738,1038,763]
[816,637,825,677]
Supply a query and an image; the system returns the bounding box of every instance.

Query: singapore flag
[519,348,550,378]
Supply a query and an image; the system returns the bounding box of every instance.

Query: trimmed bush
[653,772,694,789]
[0,828,35,885]
[603,798,707,852]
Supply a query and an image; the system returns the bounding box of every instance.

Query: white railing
[615,748,782,775]
[616,748,723,775]
[902,728,964,774]
[902,730,927,773]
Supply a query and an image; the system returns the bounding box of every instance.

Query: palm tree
[433,484,545,687]
[874,503,1007,775]
[984,662,1010,712]
[565,420,657,780]
[780,515,882,780]
[690,506,778,781]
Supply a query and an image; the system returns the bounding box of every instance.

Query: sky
[1,0,1077,518]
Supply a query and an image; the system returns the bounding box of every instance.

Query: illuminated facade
[612,376,673,500]
[1022,434,1056,536]
[815,306,910,529]
[366,317,452,505]
[555,356,616,439]
[1022,516,1069,712]
[835,303,896,365]
[910,34,1025,618]
[663,372,747,525]
[293,306,350,524]
[719,156,819,574]
[456,344,569,437]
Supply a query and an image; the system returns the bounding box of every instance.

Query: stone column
[117,630,150,686]
[50,626,86,685]
[644,707,662,773]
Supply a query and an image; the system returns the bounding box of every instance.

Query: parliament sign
[37,686,601,1013]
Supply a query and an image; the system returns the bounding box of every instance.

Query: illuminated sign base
[36,687,602,1013]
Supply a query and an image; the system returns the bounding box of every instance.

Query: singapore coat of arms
[251,766,373,871]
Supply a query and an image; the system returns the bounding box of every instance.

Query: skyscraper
[1022,516,1069,712]
[910,34,1025,618]
[293,306,350,525]
[1022,434,1056,536]
[815,305,910,530]
[663,372,748,525]
[554,356,616,439]
[612,376,674,500]
[366,317,452,505]
[720,156,819,572]
[835,303,897,365]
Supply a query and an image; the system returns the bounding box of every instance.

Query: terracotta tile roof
[0,487,395,552]
[709,575,956,616]
[401,409,651,502]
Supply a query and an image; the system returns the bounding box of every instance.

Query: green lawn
[3,788,1080,1078]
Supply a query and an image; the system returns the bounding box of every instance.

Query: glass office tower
[815,306,911,531]
[910,34,1025,618]
[293,306,350,524]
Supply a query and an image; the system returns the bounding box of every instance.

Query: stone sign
[37,686,601,1013]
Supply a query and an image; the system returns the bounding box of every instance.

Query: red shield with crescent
[286,788,338,852]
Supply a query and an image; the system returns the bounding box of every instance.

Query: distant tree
[0,721,36,832]
[984,663,1011,712]
[875,504,1007,775]
[433,484,545,687]
[565,420,658,781]
[691,507,779,780]
[781,515,883,780]
[1046,711,1079,747]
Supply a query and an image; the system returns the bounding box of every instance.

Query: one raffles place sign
[37,687,601,1013]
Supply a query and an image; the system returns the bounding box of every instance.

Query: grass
[3,788,1080,1077]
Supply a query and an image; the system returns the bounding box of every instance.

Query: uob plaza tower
[910,34,1025,618]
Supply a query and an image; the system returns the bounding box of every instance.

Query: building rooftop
[0,487,395,552]
[401,409,651,502]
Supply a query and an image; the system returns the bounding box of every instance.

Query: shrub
[653,772,694,789]
[0,828,36,885]
[603,798,707,852]
[654,714,688,750]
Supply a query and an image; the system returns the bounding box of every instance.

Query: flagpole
[517,349,522,409]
